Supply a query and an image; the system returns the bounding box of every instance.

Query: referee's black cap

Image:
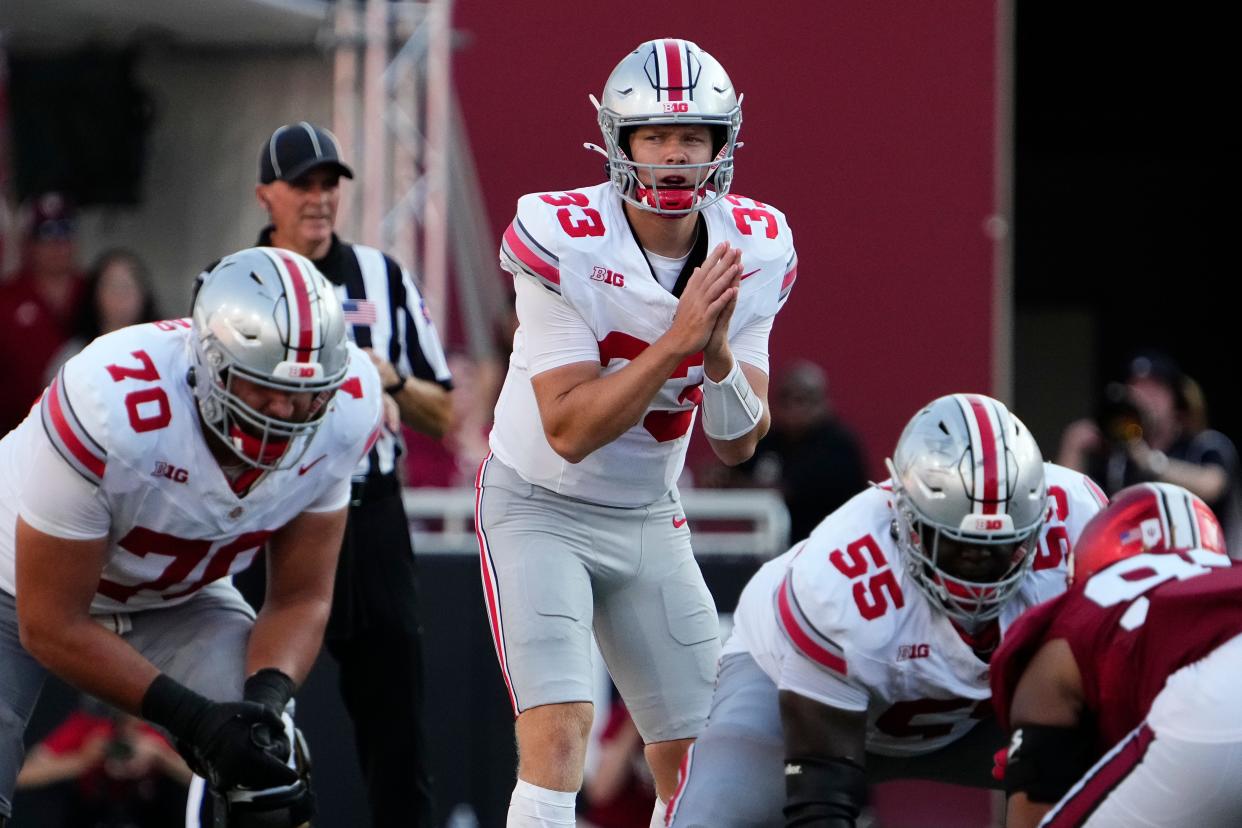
[259,122,354,184]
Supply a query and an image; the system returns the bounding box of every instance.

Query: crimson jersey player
[991,482,1242,827]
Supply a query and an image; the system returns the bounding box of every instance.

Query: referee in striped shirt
[212,122,452,826]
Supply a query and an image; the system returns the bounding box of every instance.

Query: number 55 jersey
[724,463,1106,755]
[490,182,796,507]
[0,321,382,613]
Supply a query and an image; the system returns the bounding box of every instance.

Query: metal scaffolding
[328,0,503,360]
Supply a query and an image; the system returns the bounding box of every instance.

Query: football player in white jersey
[665,394,1109,828]
[0,247,382,828]
[478,38,797,828]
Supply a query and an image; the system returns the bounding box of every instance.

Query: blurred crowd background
[0,1,1232,826]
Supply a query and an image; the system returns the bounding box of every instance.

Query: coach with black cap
[208,121,452,826]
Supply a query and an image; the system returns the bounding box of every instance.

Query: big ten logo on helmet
[152,461,189,484]
[662,102,690,113]
[590,266,625,288]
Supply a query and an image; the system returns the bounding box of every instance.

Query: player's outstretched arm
[1004,639,1091,828]
[246,506,347,684]
[14,518,161,714]
[778,690,868,828]
[531,242,741,463]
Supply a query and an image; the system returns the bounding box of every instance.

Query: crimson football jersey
[992,550,1241,753]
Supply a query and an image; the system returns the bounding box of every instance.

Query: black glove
[243,668,297,717]
[142,674,297,790]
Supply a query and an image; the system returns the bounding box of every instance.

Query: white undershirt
[644,248,691,292]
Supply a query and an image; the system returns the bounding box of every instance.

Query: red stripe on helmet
[277,252,315,363]
[664,40,685,101]
[968,396,1000,514]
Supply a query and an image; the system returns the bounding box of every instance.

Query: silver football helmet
[191,247,349,470]
[586,38,742,216]
[886,394,1048,628]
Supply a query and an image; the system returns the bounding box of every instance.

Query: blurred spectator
[1058,351,1242,551]
[0,193,86,436]
[17,698,191,828]
[580,700,656,828]
[732,360,868,542]
[44,248,160,381]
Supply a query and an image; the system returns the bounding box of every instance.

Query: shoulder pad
[714,194,797,307]
[500,189,609,295]
[41,324,192,486]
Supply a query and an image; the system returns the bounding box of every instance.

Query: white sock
[649,797,668,828]
[507,778,578,827]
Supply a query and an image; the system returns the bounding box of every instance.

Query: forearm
[702,358,770,465]
[393,377,452,438]
[706,408,770,465]
[1006,793,1053,828]
[1157,458,1228,501]
[245,596,331,685]
[540,339,688,463]
[15,748,92,787]
[21,616,158,715]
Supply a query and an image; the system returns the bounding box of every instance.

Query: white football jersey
[490,183,797,507]
[724,463,1107,756]
[0,321,382,613]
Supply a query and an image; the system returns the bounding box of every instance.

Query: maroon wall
[453,1,1000,475]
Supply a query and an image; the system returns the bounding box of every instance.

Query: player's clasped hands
[669,242,743,357]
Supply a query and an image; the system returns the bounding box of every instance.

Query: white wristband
[701,361,763,440]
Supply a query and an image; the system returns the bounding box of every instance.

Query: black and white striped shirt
[204,230,452,479]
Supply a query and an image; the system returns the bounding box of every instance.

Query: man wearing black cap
[1058,350,1241,551]
[218,121,452,825]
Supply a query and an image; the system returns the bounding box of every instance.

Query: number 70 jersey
[0,321,382,613]
[491,182,797,507]
[724,463,1107,756]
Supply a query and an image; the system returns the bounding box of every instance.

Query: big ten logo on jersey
[597,331,702,442]
[590,266,625,288]
[105,350,172,434]
[1032,485,1072,571]
[829,534,905,621]
[725,195,778,239]
[540,192,605,239]
[151,318,192,332]
[897,643,930,661]
[152,461,188,484]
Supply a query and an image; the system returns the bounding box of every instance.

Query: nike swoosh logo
[673,516,688,528]
[298,455,328,476]
[740,268,761,280]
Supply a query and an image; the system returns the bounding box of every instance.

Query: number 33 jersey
[724,463,1106,756]
[0,321,383,613]
[490,182,797,507]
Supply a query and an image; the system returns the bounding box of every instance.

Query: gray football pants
[0,582,255,819]
[667,652,1003,827]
